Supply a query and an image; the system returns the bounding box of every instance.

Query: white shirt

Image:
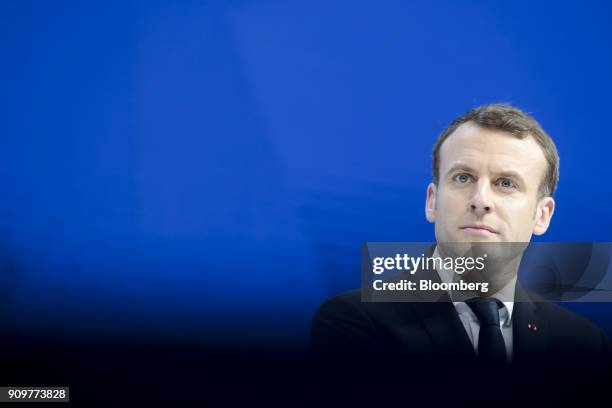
[433,247,516,362]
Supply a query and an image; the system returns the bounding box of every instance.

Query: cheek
[517,198,539,219]
[437,188,466,212]
[435,191,465,232]
[498,195,533,215]
[501,202,538,233]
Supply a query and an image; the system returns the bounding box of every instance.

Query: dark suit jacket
[311,240,612,404]
[310,286,611,404]
[313,241,610,366]
[311,286,610,367]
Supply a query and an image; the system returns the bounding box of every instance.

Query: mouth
[459,224,498,234]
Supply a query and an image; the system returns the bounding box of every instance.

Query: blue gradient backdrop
[2,1,612,347]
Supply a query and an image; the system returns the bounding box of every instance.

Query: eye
[496,178,516,189]
[453,173,473,184]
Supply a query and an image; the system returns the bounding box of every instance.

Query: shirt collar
[432,246,516,324]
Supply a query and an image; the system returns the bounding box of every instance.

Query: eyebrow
[445,163,477,177]
[445,163,527,186]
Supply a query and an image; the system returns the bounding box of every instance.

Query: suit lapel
[512,285,549,363]
[410,299,477,359]
[408,244,476,358]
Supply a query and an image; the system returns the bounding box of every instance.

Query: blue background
[2,0,611,348]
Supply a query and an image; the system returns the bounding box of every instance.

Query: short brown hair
[432,103,559,197]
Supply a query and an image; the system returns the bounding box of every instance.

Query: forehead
[439,122,547,180]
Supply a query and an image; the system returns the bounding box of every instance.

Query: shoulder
[312,288,419,326]
[311,289,373,334]
[531,298,610,354]
[533,297,603,335]
[310,289,421,353]
[310,289,377,354]
[315,289,362,314]
[519,288,604,335]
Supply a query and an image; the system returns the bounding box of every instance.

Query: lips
[459,224,498,234]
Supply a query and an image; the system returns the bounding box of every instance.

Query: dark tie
[466,298,507,365]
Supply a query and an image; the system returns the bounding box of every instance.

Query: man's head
[425,104,559,243]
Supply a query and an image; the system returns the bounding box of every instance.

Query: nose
[469,180,494,216]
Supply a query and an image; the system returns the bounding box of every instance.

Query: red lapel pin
[527,323,538,331]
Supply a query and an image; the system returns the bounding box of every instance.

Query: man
[310,105,610,396]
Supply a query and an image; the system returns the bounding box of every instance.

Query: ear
[425,183,437,223]
[533,196,555,235]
